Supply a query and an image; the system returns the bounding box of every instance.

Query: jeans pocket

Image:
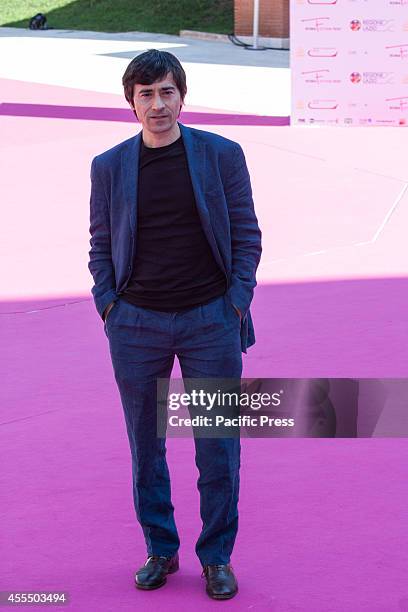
[104,299,120,330]
[224,294,241,324]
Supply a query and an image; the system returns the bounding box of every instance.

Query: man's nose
[152,94,165,110]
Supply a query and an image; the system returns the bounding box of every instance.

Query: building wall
[234,0,289,38]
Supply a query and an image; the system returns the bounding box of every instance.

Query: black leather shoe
[202,564,238,600]
[135,553,179,590]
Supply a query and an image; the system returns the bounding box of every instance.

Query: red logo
[350,19,362,31]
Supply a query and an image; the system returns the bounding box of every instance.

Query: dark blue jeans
[104,291,242,567]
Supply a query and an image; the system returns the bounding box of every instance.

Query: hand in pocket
[103,301,115,322]
[231,303,242,321]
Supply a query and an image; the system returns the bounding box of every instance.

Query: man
[88,49,262,600]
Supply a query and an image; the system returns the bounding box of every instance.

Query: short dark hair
[122,49,187,112]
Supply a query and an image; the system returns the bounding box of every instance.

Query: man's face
[131,72,183,134]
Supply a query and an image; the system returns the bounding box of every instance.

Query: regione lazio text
[1,1,408,611]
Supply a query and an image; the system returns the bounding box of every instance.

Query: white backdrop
[290,0,408,126]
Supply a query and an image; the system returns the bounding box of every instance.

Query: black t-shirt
[121,134,226,312]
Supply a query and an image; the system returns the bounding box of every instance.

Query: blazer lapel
[179,122,206,196]
[121,131,141,237]
[179,122,227,276]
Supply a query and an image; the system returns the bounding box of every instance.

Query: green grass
[0,0,234,35]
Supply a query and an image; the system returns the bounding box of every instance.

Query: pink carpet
[2,78,408,611]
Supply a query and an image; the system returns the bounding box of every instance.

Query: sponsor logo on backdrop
[346,104,371,114]
[350,19,361,31]
[301,69,342,84]
[301,17,342,31]
[292,0,406,125]
[350,72,362,83]
[347,0,405,4]
[295,0,338,3]
[386,96,408,111]
[348,72,395,86]
[307,47,338,57]
[385,44,408,59]
[308,99,339,109]
[347,49,370,57]
[375,118,396,124]
[362,72,395,84]
[357,19,396,32]
[350,19,397,33]
[308,118,338,125]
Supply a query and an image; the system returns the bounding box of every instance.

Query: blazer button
[128,265,131,271]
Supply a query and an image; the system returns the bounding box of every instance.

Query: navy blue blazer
[88,122,262,352]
